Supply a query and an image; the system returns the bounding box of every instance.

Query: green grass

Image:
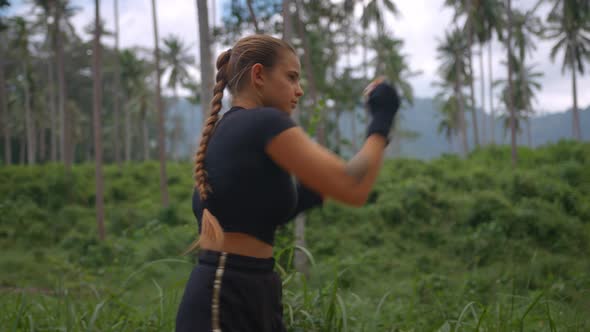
[1,141,589,331]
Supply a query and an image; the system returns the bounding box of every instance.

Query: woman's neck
[232,93,263,109]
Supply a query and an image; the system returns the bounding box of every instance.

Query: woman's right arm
[266,129,387,206]
[265,81,399,207]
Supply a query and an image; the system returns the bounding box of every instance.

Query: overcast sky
[9,0,590,114]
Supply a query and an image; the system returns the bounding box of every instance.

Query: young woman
[175,34,400,332]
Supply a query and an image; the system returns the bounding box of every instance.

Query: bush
[465,190,512,227]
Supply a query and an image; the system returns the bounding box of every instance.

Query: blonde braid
[194,49,232,200]
[183,49,231,256]
[184,35,296,256]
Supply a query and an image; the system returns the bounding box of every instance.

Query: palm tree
[1,20,10,165]
[466,1,480,148]
[120,49,152,162]
[55,0,67,166]
[151,0,169,207]
[341,0,359,150]
[361,0,399,71]
[33,0,78,167]
[359,0,399,143]
[444,0,481,148]
[510,6,543,148]
[506,0,517,166]
[473,0,504,145]
[92,0,105,240]
[113,0,122,169]
[436,94,461,151]
[294,0,322,144]
[436,27,470,156]
[282,0,308,274]
[120,49,136,162]
[282,0,294,42]
[53,0,77,168]
[162,35,194,159]
[361,0,399,77]
[32,0,59,161]
[162,35,194,99]
[196,0,214,130]
[12,17,36,165]
[371,35,418,107]
[246,0,261,32]
[0,77,7,165]
[0,0,7,165]
[545,0,590,140]
[495,56,543,144]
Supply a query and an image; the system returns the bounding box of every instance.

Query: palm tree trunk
[571,63,581,140]
[197,0,214,126]
[346,16,357,152]
[125,96,131,162]
[283,0,302,124]
[479,43,486,145]
[0,48,10,165]
[466,5,480,148]
[113,0,122,169]
[455,53,469,156]
[282,0,293,41]
[141,96,149,161]
[171,91,179,161]
[19,134,25,164]
[93,0,106,241]
[152,0,170,207]
[351,109,358,152]
[23,65,36,165]
[45,12,58,163]
[294,0,322,144]
[284,0,308,276]
[488,41,495,145]
[246,0,260,33]
[48,55,58,162]
[39,117,46,162]
[335,109,342,154]
[507,0,517,166]
[55,3,69,168]
[361,16,368,148]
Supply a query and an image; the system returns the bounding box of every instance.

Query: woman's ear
[251,63,265,89]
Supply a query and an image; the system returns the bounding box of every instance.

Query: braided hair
[193,35,295,200]
[185,35,296,255]
[194,49,232,201]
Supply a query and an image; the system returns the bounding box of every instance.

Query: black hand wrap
[366,82,400,144]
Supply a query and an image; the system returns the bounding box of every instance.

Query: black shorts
[175,250,286,332]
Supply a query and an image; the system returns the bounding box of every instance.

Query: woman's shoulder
[223,107,296,148]
[231,106,292,119]
[225,106,296,133]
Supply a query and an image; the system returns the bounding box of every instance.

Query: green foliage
[1,142,590,331]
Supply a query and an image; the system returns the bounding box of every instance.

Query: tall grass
[1,141,589,331]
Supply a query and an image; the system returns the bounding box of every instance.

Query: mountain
[395,98,590,159]
[165,97,590,160]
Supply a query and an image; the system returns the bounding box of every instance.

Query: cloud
[10,0,590,113]
[394,0,590,113]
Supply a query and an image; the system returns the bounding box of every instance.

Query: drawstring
[211,252,227,331]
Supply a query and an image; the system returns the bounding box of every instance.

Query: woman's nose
[296,84,304,97]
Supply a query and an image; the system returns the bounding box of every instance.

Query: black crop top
[192,106,324,245]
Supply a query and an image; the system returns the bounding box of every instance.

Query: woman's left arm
[286,180,325,221]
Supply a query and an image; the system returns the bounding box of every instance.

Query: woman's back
[193,106,301,245]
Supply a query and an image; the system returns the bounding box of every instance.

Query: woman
[175,34,399,332]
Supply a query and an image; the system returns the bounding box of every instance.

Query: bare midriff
[199,232,274,258]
